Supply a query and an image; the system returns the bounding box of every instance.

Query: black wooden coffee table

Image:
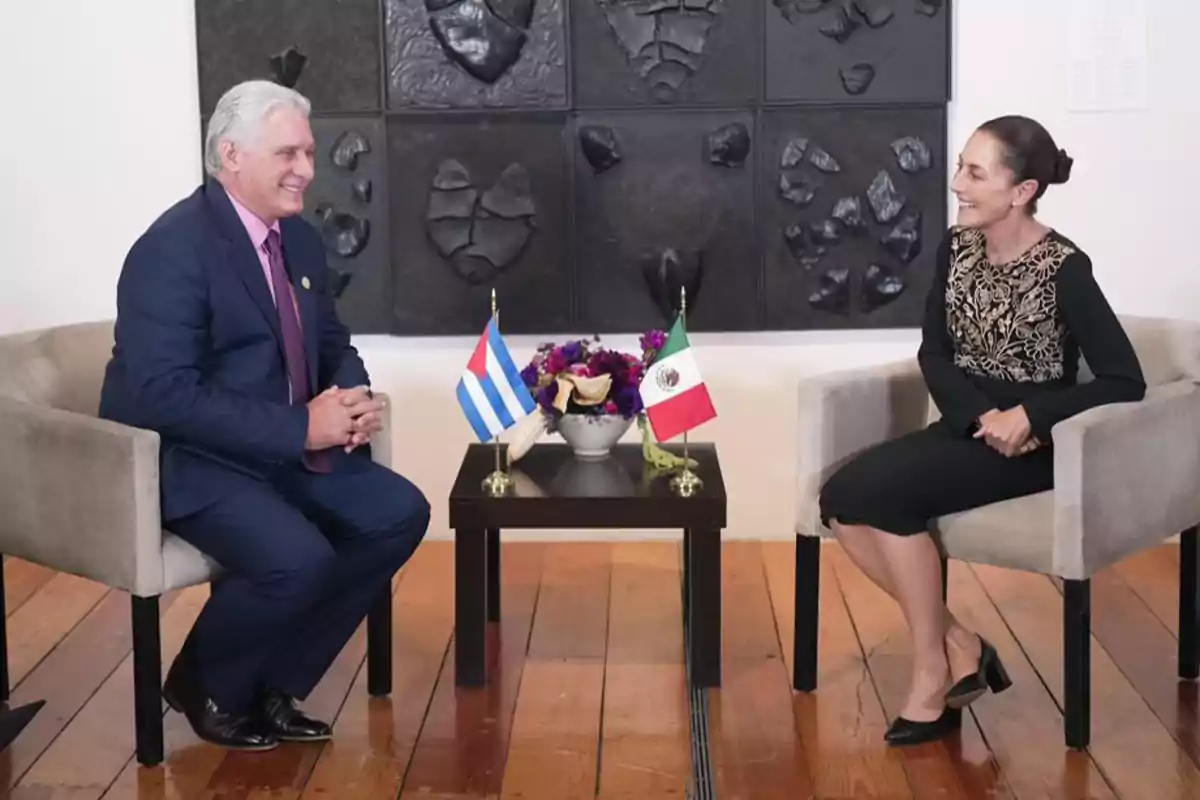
[448,441,727,688]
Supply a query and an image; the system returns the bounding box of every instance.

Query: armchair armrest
[370,391,392,470]
[795,358,930,536]
[0,397,164,596]
[1051,380,1200,578]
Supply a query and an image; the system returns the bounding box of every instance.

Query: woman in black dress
[819,116,1145,745]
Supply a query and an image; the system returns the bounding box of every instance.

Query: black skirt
[818,419,1054,536]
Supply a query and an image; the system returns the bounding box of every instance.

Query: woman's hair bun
[1052,148,1074,184]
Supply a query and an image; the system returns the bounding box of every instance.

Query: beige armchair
[0,320,395,766]
[792,315,1200,749]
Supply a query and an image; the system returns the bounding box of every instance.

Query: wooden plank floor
[3,540,1200,799]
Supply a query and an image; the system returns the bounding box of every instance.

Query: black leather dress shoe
[257,688,332,742]
[884,707,962,746]
[162,657,278,751]
[944,636,1012,709]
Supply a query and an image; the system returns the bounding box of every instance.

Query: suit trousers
[167,451,430,712]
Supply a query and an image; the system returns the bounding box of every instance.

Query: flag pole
[669,285,703,497]
[482,287,514,497]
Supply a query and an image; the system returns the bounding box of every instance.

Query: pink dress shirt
[225,187,307,317]
[224,187,304,400]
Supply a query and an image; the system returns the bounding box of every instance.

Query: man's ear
[219,139,240,173]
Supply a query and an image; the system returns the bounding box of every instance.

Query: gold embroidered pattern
[944,227,1074,383]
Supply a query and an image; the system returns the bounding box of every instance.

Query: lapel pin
[301,276,311,290]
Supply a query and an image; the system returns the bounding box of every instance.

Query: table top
[448,442,726,531]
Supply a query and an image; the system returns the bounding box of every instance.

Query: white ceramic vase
[555,413,633,459]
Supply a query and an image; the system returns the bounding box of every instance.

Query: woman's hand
[1017,437,1043,454]
[974,407,1034,457]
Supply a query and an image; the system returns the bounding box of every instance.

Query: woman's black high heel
[944,636,1012,709]
[884,707,962,746]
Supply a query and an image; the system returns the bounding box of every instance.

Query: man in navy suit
[99,80,429,750]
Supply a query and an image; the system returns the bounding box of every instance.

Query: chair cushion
[0,321,115,414]
[931,491,1058,575]
[806,492,1064,575]
[1097,315,1200,387]
[161,531,222,591]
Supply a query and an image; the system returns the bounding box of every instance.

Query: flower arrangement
[519,329,667,421]
[505,328,695,469]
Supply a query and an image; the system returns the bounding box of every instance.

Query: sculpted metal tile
[425,159,538,285]
[766,0,949,103]
[306,118,391,334]
[191,0,951,336]
[761,107,946,329]
[386,115,571,335]
[599,0,722,95]
[385,0,567,108]
[425,0,535,83]
[573,111,759,333]
[573,0,758,107]
[196,0,381,113]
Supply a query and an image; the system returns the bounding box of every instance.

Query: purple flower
[545,350,568,375]
[561,340,584,364]
[640,329,667,354]
[525,336,650,417]
[614,385,643,417]
[537,383,558,412]
[520,363,540,388]
[587,350,625,378]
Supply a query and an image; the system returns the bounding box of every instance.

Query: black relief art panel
[766,0,949,103]
[386,115,572,335]
[760,106,946,329]
[306,118,391,334]
[195,0,381,114]
[574,111,758,333]
[384,0,568,108]
[193,1,952,335]
[571,0,760,108]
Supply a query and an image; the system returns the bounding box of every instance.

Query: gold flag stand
[668,286,703,497]
[481,288,515,497]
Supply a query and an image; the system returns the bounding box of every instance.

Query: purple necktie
[264,230,329,472]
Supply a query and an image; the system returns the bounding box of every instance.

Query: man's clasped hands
[974,405,1041,457]
[305,385,386,453]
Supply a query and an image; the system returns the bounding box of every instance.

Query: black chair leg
[0,556,8,703]
[367,586,392,696]
[1063,578,1091,749]
[1180,527,1199,680]
[793,535,820,692]
[131,594,164,766]
[940,553,949,603]
[0,556,44,749]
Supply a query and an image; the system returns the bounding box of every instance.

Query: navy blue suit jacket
[100,180,371,521]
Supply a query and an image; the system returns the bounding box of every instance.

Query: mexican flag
[640,314,716,442]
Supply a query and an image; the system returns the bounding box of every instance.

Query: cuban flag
[457,318,537,441]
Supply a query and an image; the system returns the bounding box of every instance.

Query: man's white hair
[203,80,312,177]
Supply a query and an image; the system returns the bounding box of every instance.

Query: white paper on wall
[1066,0,1148,111]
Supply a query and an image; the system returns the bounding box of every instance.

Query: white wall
[0,0,203,335]
[948,0,1199,322]
[2,0,1195,541]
